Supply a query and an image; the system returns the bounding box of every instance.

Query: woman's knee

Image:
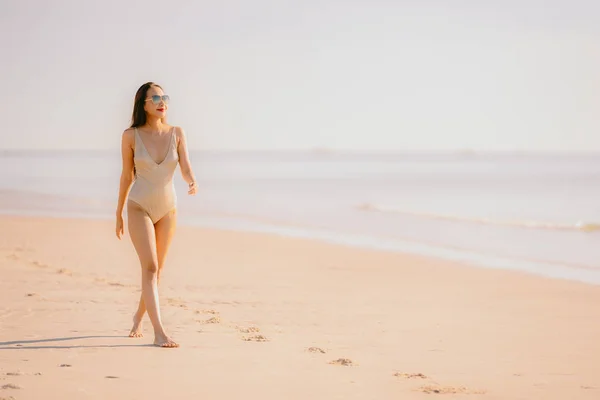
[142,260,160,274]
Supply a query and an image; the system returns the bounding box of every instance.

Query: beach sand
[0,215,599,399]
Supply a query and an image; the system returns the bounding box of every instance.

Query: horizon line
[2,148,600,155]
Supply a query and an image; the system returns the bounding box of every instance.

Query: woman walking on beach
[115,82,198,348]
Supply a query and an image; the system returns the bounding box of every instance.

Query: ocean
[1,150,599,284]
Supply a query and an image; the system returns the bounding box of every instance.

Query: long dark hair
[130,82,164,128]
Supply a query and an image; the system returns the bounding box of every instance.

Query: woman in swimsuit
[115,82,198,348]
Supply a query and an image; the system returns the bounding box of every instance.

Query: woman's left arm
[175,126,198,195]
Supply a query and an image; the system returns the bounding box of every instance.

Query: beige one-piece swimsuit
[128,127,179,223]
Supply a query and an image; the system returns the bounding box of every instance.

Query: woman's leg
[129,295,145,337]
[155,208,177,281]
[129,209,177,337]
[127,202,178,348]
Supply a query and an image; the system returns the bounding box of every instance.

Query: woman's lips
[157,108,165,112]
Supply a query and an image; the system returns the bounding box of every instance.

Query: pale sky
[1,0,599,151]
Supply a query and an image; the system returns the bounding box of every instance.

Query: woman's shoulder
[121,128,135,149]
[121,128,136,147]
[170,125,186,138]
[122,127,136,138]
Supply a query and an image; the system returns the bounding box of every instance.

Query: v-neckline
[136,128,173,166]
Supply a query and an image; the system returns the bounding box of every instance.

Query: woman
[115,82,198,348]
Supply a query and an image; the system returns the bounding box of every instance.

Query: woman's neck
[143,116,164,132]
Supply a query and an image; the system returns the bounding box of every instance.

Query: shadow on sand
[0,335,154,349]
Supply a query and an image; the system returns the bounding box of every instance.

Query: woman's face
[144,85,169,120]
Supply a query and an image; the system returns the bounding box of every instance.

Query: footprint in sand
[167,298,189,309]
[56,268,72,276]
[237,326,260,334]
[200,316,221,324]
[242,334,268,342]
[394,372,428,379]
[94,278,129,288]
[418,385,486,395]
[30,260,50,268]
[1,383,21,389]
[307,347,326,354]
[195,309,218,315]
[4,372,40,378]
[329,358,356,366]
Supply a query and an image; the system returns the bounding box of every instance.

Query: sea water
[1,150,599,284]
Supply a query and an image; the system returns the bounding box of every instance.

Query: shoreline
[1,214,599,399]
[1,207,599,287]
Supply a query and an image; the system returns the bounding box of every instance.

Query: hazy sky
[1,0,599,151]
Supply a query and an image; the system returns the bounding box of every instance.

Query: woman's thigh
[155,209,177,269]
[127,201,158,271]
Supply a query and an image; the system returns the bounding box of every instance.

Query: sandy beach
[0,214,599,399]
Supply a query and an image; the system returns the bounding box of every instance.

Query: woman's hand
[116,214,124,239]
[188,181,198,196]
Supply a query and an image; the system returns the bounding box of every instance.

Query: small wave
[356,203,600,232]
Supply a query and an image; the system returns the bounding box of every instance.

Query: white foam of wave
[357,203,600,232]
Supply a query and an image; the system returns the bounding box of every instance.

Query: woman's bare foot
[154,332,179,348]
[129,314,144,338]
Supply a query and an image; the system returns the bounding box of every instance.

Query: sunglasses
[145,95,170,105]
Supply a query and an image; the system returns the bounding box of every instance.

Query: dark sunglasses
[145,95,170,105]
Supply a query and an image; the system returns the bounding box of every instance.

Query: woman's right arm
[116,129,135,219]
